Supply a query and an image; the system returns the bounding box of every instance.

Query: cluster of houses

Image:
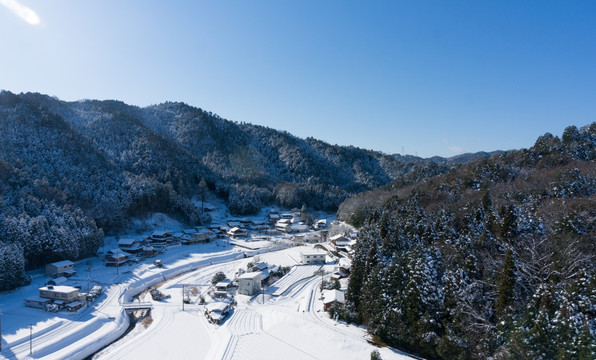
[98,209,334,267]
[271,211,325,234]
[211,262,279,298]
[24,260,103,312]
[101,227,220,267]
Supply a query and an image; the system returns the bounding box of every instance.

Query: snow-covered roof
[229,227,246,233]
[215,279,231,288]
[106,248,132,257]
[291,224,309,231]
[238,271,261,280]
[255,262,268,270]
[261,269,270,280]
[39,285,79,293]
[206,302,229,313]
[152,230,169,236]
[48,260,74,268]
[330,234,347,241]
[117,238,137,246]
[195,228,212,235]
[338,258,352,270]
[335,240,352,247]
[322,289,345,305]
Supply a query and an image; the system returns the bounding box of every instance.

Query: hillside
[0,91,428,290]
[336,124,596,359]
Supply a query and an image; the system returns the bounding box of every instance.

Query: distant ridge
[392,150,504,165]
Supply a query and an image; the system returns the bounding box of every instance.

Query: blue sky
[1,1,595,158]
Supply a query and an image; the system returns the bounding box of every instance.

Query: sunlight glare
[0,0,41,25]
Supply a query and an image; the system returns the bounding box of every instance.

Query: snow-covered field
[0,210,414,360]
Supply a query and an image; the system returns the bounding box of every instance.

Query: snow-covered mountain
[0,91,436,289]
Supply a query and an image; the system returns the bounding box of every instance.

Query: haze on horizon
[1,1,595,158]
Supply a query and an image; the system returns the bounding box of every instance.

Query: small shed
[24,297,52,309]
[66,301,85,312]
[45,260,76,278]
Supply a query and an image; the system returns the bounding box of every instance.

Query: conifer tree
[496,249,516,319]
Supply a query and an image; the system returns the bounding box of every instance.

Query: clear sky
[1,1,595,158]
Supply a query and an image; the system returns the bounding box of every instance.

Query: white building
[39,285,80,301]
[300,251,327,265]
[45,260,76,278]
[237,271,262,295]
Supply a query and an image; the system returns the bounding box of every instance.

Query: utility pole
[116,248,119,275]
[29,324,32,355]
[182,284,185,311]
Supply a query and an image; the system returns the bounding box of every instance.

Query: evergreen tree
[495,249,516,319]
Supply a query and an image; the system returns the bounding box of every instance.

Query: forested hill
[0,91,428,289]
[337,124,596,359]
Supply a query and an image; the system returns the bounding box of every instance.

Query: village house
[143,245,157,257]
[338,257,352,275]
[117,238,142,253]
[149,230,173,244]
[194,228,214,242]
[228,227,248,238]
[105,248,131,267]
[39,285,80,302]
[181,228,213,244]
[205,302,230,324]
[227,221,242,228]
[322,289,346,311]
[214,279,232,298]
[300,251,327,265]
[237,272,262,295]
[152,230,172,239]
[275,219,292,232]
[45,260,76,278]
[329,234,354,252]
[239,218,252,225]
[315,219,327,230]
[268,213,281,223]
